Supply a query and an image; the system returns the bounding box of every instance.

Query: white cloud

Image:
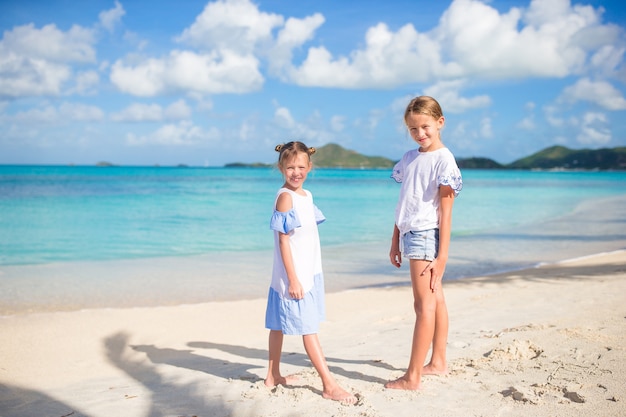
[424,81,491,114]
[164,99,192,119]
[111,99,192,122]
[176,0,283,53]
[111,103,163,122]
[448,116,493,142]
[359,108,385,137]
[268,13,325,75]
[0,23,96,98]
[559,78,626,110]
[271,104,334,146]
[449,120,470,147]
[576,112,611,145]
[480,117,493,138]
[110,49,263,96]
[58,102,104,121]
[126,121,219,146]
[69,70,100,95]
[284,0,623,88]
[432,0,609,78]
[99,1,126,33]
[1,23,95,63]
[517,116,535,130]
[0,56,71,97]
[330,115,345,132]
[589,45,625,78]
[273,106,296,129]
[238,119,255,141]
[517,101,536,130]
[111,0,327,97]
[544,104,565,127]
[6,102,104,123]
[286,22,459,88]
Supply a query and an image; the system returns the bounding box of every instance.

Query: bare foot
[422,363,448,376]
[322,386,358,405]
[264,374,299,387]
[384,376,422,390]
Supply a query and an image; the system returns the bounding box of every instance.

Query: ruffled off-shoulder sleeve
[314,205,326,225]
[270,208,301,234]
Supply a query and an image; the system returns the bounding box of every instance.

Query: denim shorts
[401,228,439,261]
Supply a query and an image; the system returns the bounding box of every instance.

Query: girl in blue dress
[264,141,357,404]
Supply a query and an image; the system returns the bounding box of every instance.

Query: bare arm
[389,224,402,268]
[276,192,304,300]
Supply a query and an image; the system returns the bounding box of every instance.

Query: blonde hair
[404,96,444,123]
[275,141,316,168]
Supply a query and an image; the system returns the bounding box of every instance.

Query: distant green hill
[225,143,395,168]
[456,157,504,169]
[315,144,626,170]
[506,145,626,170]
[312,143,395,168]
[225,143,626,170]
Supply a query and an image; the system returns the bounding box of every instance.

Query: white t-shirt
[392,147,463,236]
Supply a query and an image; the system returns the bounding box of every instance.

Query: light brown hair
[404,96,444,123]
[275,141,316,168]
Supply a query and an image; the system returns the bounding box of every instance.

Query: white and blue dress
[265,188,326,335]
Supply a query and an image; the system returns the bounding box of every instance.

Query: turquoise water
[1,165,626,312]
[1,165,626,266]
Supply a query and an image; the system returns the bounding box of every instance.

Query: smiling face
[405,112,445,152]
[280,151,311,192]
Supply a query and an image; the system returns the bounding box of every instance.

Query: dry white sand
[1,250,625,417]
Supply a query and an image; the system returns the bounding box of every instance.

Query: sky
[1,0,625,166]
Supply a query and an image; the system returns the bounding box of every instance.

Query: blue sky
[1,0,625,166]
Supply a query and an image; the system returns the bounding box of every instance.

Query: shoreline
[1,191,625,315]
[1,247,625,317]
[0,250,624,416]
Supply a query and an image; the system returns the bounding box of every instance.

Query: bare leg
[302,334,357,404]
[423,288,449,375]
[385,259,439,390]
[265,330,298,387]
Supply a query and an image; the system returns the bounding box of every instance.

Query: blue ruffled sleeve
[391,160,403,183]
[270,208,301,234]
[314,205,326,225]
[437,150,463,196]
[438,173,463,196]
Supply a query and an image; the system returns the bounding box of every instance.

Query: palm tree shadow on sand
[186,340,398,384]
[104,332,233,417]
[105,331,400,415]
[0,383,91,417]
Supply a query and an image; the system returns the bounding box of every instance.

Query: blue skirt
[265,273,326,335]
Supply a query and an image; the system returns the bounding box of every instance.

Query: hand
[288,280,304,300]
[389,246,402,268]
[420,258,446,292]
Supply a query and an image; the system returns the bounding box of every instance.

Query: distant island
[225,143,626,170]
[96,161,115,167]
[225,143,395,169]
[499,145,626,170]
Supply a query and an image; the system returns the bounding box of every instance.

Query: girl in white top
[386,96,463,390]
[264,141,357,405]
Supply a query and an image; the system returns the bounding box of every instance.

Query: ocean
[1,165,625,313]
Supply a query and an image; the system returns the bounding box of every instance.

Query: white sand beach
[1,250,625,417]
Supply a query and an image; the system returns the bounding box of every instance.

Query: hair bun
[308,147,316,155]
[275,144,283,152]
